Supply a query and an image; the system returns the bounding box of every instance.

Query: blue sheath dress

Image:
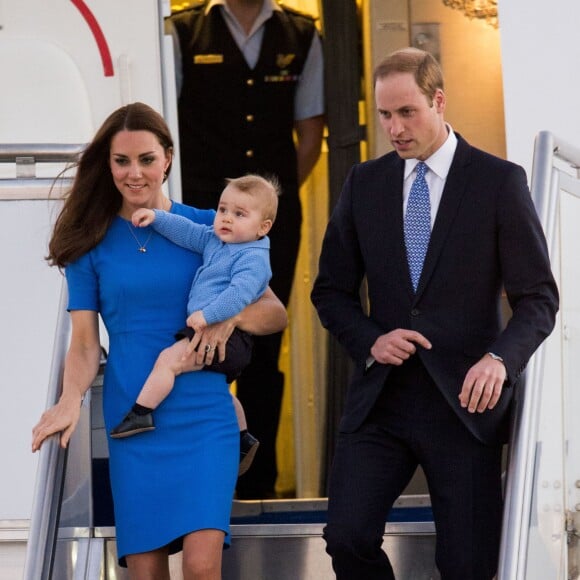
[66,203,238,564]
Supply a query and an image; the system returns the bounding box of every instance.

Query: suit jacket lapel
[379,157,415,298]
[414,136,471,299]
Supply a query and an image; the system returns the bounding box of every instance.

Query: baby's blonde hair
[225,174,280,223]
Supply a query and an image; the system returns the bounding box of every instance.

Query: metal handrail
[0,143,83,199]
[23,280,71,580]
[498,131,573,579]
[0,143,85,163]
[551,138,580,173]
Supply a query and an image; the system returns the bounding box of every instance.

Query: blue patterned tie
[404,161,431,291]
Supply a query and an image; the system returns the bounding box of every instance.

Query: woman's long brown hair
[47,102,174,268]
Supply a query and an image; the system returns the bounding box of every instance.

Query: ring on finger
[204,344,215,354]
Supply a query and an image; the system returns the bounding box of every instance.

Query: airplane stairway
[26,362,438,579]
[25,130,580,579]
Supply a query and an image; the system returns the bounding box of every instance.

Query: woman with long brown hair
[32,102,287,579]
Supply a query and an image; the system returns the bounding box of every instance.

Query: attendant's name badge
[194,54,224,64]
[264,74,300,83]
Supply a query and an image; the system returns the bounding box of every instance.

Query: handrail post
[23,280,71,580]
[499,131,580,579]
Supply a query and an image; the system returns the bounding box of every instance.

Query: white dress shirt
[403,127,458,228]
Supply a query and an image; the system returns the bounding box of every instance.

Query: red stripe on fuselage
[70,0,114,77]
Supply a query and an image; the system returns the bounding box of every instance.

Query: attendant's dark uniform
[171,2,319,498]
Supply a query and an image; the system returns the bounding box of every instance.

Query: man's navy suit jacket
[312,135,559,445]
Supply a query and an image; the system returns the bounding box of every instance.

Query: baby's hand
[187,310,207,332]
[132,208,156,227]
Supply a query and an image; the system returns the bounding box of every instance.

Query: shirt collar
[404,125,458,180]
[207,0,281,27]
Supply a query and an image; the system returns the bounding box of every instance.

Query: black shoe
[110,410,155,439]
[239,432,259,476]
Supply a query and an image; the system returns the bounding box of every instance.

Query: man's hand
[459,354,507,413]
[370,329,432,366]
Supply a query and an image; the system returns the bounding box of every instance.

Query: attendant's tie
[404,161,431,291]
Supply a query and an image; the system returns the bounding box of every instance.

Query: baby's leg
[137,339,191,409]
[110,339,191,439]
[233,394,260,476]
[232,395,247,430]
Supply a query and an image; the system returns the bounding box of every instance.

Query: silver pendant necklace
[126,222,153,253]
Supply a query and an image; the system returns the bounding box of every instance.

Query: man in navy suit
[311,47,558,579]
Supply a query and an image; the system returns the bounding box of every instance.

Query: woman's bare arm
[236,287,288,335]
[32,310,101,451]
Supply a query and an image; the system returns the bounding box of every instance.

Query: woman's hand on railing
[31,394,82,452]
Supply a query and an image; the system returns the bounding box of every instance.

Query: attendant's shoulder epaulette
[170,0,206,18]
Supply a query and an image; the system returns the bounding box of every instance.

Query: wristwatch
[487,352,504,363]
